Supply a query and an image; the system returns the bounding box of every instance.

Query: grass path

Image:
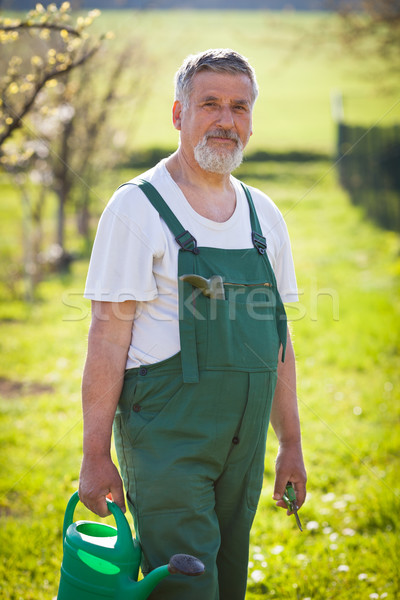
[0,159,399,599]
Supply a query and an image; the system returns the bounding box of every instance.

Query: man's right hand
[79,454,126,517]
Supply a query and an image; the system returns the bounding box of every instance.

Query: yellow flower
[31,55,43,67]
[39,29,50,40]
[8,82,19,95]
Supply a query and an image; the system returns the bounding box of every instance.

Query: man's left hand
[272,442,307,511]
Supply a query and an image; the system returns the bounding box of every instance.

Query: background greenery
[0,8,399,600]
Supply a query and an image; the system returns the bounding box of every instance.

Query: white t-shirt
[84,160,298,369]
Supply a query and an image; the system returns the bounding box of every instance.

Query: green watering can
[57,491,205,600]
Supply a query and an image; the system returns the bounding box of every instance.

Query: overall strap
[130,179,199,382]
[240,183,267,255]
[241,182,287,361]
[136,179,199,254]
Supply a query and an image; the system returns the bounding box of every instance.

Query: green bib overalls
[113,179,287,600]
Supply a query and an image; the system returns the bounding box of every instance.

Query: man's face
[173,71,254,174]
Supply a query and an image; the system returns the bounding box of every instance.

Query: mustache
[205,129,241,144]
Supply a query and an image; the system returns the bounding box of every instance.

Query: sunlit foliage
[0,2,107,149]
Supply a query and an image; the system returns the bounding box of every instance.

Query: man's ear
[172,100,183,131]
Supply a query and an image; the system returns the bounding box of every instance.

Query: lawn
[0,8,399,600]
[0,157,399,599]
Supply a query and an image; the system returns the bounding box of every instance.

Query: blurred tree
[0,3,150,299]
[29,41,149,257]
[331,0,400,83]
[0,2,106,147]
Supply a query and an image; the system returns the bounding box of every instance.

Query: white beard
[194,131,244,174]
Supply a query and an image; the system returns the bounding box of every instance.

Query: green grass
[1,9,399,599]
[1,159,399,599]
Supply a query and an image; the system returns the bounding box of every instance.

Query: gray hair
[174,48,259,108]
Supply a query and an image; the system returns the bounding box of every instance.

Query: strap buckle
[175,230,199,254]
[252,231,267,255]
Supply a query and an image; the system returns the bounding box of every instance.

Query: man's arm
[270,329,307,510]
[79,300,136,517]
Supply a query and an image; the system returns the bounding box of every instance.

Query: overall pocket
[204,284,280,371]
[123,372,185,445]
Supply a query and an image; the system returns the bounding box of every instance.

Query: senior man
[79,48,307,600]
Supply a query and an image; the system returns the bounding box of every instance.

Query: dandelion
[342,528,356,536]
[296,554,307,561]
[270,545,284,555]
[337,565,349,572]
[321,492,335,503]
[251,570,265,583]
[306,521,319,531]
[253,553,265,561]
[369,594,379,599]
[358,573,368,581]
[343,494,356,503]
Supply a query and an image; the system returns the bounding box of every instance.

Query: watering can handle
[62,491,133,551]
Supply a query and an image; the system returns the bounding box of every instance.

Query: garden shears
[283,482,303,532]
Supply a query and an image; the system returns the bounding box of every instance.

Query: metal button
[132,404,141,412]
[139,367,148,376]
[232,436,239,445]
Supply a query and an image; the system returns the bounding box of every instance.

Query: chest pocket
[204,282,280,371]
[183,273,281,373]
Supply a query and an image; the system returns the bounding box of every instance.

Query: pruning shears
[283,482,303,532]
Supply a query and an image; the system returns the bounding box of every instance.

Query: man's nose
[216,105,235,129]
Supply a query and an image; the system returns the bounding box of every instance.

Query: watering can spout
[119,565,169,600]
[121,554,205,600]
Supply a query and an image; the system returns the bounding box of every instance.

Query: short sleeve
[274,230,298,304]
[84,186,159,302]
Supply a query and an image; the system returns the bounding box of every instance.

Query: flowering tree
[0,3,149,299]
[0,2,106,149]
